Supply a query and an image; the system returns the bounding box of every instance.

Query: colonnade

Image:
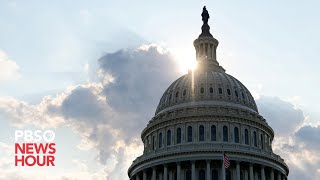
[131,160,287,180]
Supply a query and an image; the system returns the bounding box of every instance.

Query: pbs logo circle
[43,130,55,142]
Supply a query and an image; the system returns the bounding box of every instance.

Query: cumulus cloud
[0,44,179,179]
[257,96,305,136]
[295,125,320,150]
[257,96,320,180]
[0,50,20,81]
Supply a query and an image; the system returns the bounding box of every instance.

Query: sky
[0,0,319,179]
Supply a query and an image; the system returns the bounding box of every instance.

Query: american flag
[224,153,230,169]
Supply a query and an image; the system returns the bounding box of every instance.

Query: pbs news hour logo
[15,130,56,167]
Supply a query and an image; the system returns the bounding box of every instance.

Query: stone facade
[128,7,289,180]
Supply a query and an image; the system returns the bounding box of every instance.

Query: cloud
[295,125,320,150]
[0,95,65,128]
[0,50,20,81]
[0,44,179,179]
[257,97,320,180]
[256,96,305,136]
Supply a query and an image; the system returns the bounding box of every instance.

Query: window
[169,94,172,100]
[245,129,249,145]
[177,128,181,144]
[186,170,191,180]
[212,170,218,180]
[235,90,239,97]
[199,169,205,180]
[223,126,228,142]
[199,125,204,141]
[218,88,223,94]
[167,130,171,146]
[211,125,216,141]
[188,126,193,142]
[183,89,187,96]
[234,127,239,143]
[227,89,231,95]
[176,91,179,98]
[159,133,162,148]
[200,87,204,94]
[210,87,213,93]
[242,92,245,99]
[260,134,264,149]
[253,131,257,147]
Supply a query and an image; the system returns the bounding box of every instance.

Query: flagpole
[222,152,226,180]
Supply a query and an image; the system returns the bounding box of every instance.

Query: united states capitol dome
[155,69,258,116]
[129,6,289,180]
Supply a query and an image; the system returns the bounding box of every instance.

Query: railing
[131,143,285,167]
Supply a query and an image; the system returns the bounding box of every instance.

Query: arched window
[188,126,193,142]
[167,130,171,146]
[199,169,205,180]
[183,89,187,96]
[210,87,213,93]
[176,91,179,98]
[218,88,223,94]
[199,125,205,141]
[186,170,191,180]
[235,90,239,97]
[159,133,162,148]
[227,89,231,95]
[200,87,204,94]
[234,127,239,143]
[253,131,257,147]
[260,134,264,149]
[223,126,228,142]
[245,129,249,145]
[212,169,219,180]
[211,125,216,141]
[177,128,181,144]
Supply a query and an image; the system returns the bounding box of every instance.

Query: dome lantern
[194,6,222,72]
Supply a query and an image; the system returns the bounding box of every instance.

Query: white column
[254,171,258,180]
[244,169,248,180]
[164,164,168,180]
[233,168,237,180]
[277,172,281,180]
[249,164,254,180]
[136,173,140,180]
[201,44,205,59]
[191,161,196,180]
[169,170,173,180]
[206,160,211,180]
[261,166,265,180]
[221,160,226,180]
[236,161,240,180]
[177,162,181,180]
[152,167,156,180]
[208,44,212,59]
[143,171,147,180]
[270,169,274,180]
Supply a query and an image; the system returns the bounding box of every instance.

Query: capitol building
[128,7,289,180]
